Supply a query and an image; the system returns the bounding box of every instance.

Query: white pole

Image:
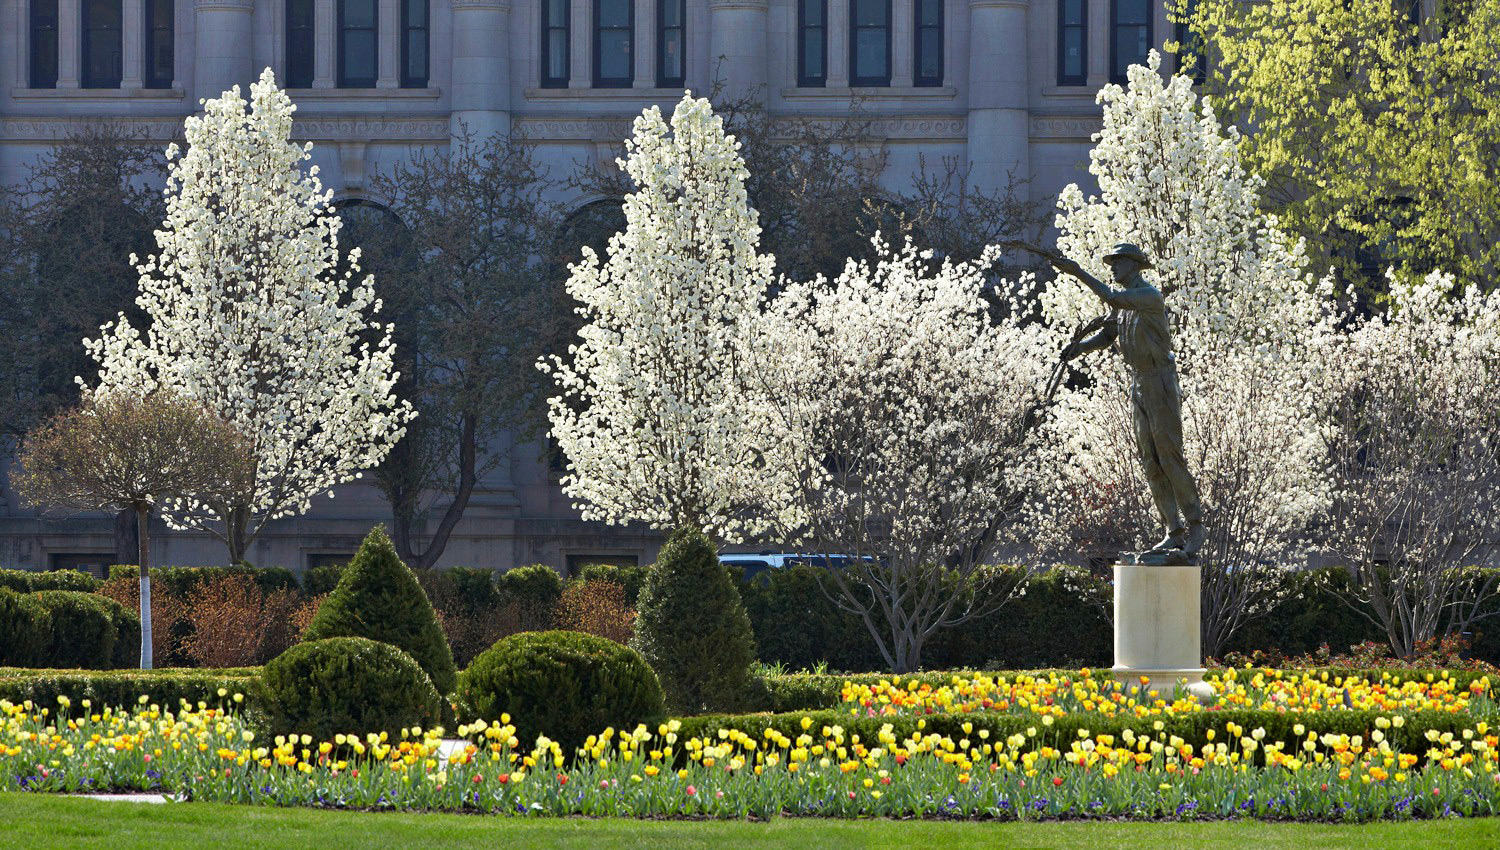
[139,573,153,670]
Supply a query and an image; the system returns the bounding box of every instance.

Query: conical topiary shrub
[630,526,756,712]
[302,526,457,694]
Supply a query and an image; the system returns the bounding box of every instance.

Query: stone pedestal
[1112,563,1215,701]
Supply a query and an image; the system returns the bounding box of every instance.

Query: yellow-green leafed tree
[1182,0,1500,291]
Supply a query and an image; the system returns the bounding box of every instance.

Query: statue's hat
[1102,242,1154,269]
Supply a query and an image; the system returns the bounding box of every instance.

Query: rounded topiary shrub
[302,526,457,695]
[458,630,665,757]
[34,590,117,669]
[261,637,444,740]
[0,588,53,667]
[631,527,756,713]
[494,564,565,631]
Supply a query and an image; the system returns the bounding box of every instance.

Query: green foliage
[631,528,757,712]
[0,568,101,593]
[1187,0,1500,290]
[457,630,665,757]
[738,564,882,673]
[260,637,443,741]
[1225,568,1384,659]
[926,568,1113,670]
[575,563,651,606]
[496,564,564,610]
[33,591,117,669]
[0,667,261,717]
[0,589,53,667]
[96,595,142,669]
[301,564,346,597]
[301,526,457,694]
[107,564,299,598]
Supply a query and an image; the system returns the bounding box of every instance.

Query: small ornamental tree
[302,525,456,694]
[630,527,756,713]
[759,238,1054,673]
[540,93,801,543]
[84,68,414,563]
[12,390,250,668]
[1028,52,1338,657]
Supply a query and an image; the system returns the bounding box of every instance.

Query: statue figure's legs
[1131,371,1203,551]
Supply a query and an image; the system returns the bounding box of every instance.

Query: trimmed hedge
[33,591,118,669]
[0,667,263,718]
[107,564,299,597]
[458,630,666,757]
[302,527,457,695]
[0,589,52,667]
[0,568,101,593]
[575,564,651,607]
[260,637,444,741]
[672,706,1481,767]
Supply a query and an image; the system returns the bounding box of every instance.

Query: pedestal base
[1112,563,1215,703]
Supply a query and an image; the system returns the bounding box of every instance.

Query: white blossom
[540,93,800,542]
[82,68,413,562]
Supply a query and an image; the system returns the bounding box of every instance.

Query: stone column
[633,0,653,87]
[450,0,512,141]
[826,0,848,87]
[378,0,399,87]
[314,0,335,87]
[965,0,1029,194]
[568,0,589,88]
[57,0,80,88]
[1112,563,1215,701]
[708,0,768,99]
[890,0,912,87]
[122,0,145,88]
[193,0,255,102]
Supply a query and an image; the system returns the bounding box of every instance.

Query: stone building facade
[0,0,1184,574]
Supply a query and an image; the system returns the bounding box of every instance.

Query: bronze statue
[1010,241,1205,566]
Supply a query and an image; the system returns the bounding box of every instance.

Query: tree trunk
[394,412,480,570]
[113,508,137,574]
[225,507,250,565]
[136,502,152,670]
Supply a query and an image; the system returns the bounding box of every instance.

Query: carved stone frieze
[1029,116,1103,139]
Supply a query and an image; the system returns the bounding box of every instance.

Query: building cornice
[0,115,451,142]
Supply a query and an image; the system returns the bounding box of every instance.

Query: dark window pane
[918,29,940,78]
[1114,25,1147,76]
[598,0,629,28]
[599,31,631,79]
[1063,0,1084,26]
[662,0,680,27]
[82,0,123,88]
[344,0,375,29]
[803,0,823,25]
[661,33,682,79]
[802,35,823,78]
[549,0,567,21]
[343,31,377,81]
[406,33,427,75]
[853,0,886,26]
[31,0,59,88]
[854,30,886,78]
[547,31,568,78]
[289,0,313,27]
[1063,29,1083,78]
[1119,0,1147,24]
[287,0,315,86]
[918,0,940,27]
[409,0,426,24]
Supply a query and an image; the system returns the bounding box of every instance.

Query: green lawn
[3,793,1496,850]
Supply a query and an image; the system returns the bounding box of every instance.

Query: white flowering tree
[760,238,1055,673]
[83,69,413,563]
[541,93,801,542]
[1319,271,1500,658]
[1027,52,1337,656]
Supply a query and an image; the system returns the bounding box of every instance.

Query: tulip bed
[838,669,1497,719]
[6,693,1500,822]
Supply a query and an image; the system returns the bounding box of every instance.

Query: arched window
[286,0,315,87]
[1058,0,1087,85]
[145,0,174,88]
[29,0,59,88]
[401,0,428,87]
[797,0,826,87]
[81,0,123,88]
[849,0,890,87]
[1110,0,1151,83]
[339,0,378,88]
[914,0,942,86]
[541,0,570,88]
[593,0,633,88]
[657,0,685,88]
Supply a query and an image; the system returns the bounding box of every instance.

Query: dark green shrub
[34,591,117,669]
[301,526,457,694]
[925,567,1113,670]
[96,595,142,669]
[261,637,443,740]
[0,589,52,667]
[739,564,883,673]
[0,568,101,593]
[458,630,664,756]
[631,527,756,712]
[301,564,347,597]
[495,564,564,630]
[0,668,263,719]
[575,563,651,606]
